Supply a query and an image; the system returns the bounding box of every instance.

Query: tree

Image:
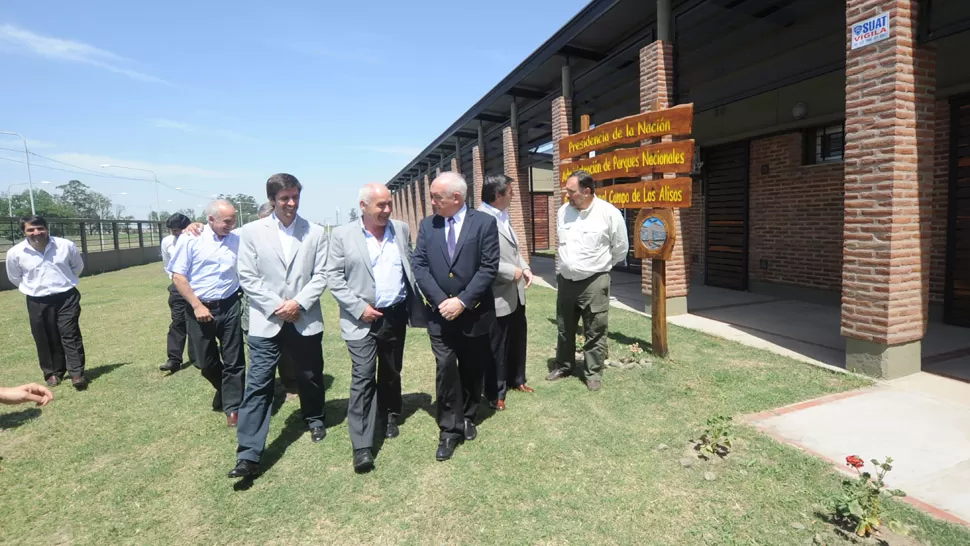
[348,208,359,222]
[2,189,78,218]
[215,193,259,224]
[55,180,115,222]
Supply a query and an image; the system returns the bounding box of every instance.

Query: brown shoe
[227,411,238,427]
[494,399,506,411]
[45,376,62,388]
[512,384,535,393]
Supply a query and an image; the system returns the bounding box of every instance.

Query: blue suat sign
[851,12,890,50]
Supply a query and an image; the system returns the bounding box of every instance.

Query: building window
[804,124,844,165]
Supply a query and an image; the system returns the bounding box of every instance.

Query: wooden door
[703,142,749,290]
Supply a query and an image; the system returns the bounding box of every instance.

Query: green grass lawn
[0,264,967,545]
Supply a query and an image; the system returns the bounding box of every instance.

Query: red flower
[846,455,864,469]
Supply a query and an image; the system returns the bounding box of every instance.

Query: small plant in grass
[697,415,733,459]
[629,342,643,355]
[832,455,907,538]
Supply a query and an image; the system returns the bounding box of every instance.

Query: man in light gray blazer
[228,173,330,480]
[478,174,535,411]
[325,183,424,473]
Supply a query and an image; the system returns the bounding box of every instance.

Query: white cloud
[50,152,248,181]
[149,118,246,141]
[0,24,168,84]
[346,145,422,157]
[25,138,56,149]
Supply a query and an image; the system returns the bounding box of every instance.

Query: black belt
[199,291,241,308]
[377,299,407,314]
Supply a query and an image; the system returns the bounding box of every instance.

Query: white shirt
[275,213,298,263]
[556,197,629,281]
[480,201,513,241]
[361,221,407,308]
[161,234,177,279]
[445,204,468,244]
[5,236,84,297]
[166,225,240,301]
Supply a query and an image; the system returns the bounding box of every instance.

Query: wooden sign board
[559,140,695,184]
[634,208,676,260]
[595,177,692,209]
[558,104,694,160]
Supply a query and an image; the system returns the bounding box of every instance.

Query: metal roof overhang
[386,0,640,189]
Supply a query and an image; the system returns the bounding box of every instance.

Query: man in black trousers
[412,171,499,461]
[160,213,196,373]
[5,215,88,390]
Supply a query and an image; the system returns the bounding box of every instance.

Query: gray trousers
[345,301,407,450]
[555,272,611,381]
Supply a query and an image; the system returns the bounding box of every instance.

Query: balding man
[325,183,424,473]
[167,200,246,426]
[412,172,499,461]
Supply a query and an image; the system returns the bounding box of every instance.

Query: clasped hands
[274,299,302,322]
[438,297,465,321]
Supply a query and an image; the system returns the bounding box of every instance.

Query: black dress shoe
[385,415,400,439]
[546,368,571,381]
[310,425,327,443]
[463,419,477,441]
[353,448,375,473]
[227,460,260,479]
[435,437,460,461]
[71,375,88,391]
[159,361,180,372]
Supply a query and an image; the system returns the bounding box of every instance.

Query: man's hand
[361,304,384,323]
[513,267,523,282]
[193,303,214,323]
[523,269,534,288]
[438,297,465,321]
[274,300,303,323]
[0,383,54,406]
[184,222,204,237]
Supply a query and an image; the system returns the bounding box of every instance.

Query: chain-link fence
[1,217,163,260]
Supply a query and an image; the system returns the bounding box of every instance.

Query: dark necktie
[447,217,457,261]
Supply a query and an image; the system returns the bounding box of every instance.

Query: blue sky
[0,0,588,223]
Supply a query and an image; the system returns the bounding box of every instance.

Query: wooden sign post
[559,104,695,358]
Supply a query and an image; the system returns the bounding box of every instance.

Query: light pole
[1,132,36,214]
[7,180,49,216]
[100,164,161,218]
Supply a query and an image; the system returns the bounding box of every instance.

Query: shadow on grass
[608,332,652,351]
[85,362,130,383]
[270,374,335,418]
[0,408,42,430]
[233,411,308,491]
[373,392,434,456]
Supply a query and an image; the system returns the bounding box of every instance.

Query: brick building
[386,0,970,380]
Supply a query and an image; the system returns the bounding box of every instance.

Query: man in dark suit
[412,171,499,462]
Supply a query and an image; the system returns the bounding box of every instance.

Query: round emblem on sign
[639,216,667,252]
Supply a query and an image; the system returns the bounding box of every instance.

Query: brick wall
[503,126,533,262]
[930,98,949,303]
[472,145,484,205]
[639,40,690,299]
[551,95,573,265]
[842,0,934,345]
[685,178,704,278]
[422,174,432,219]
[748,133,844,291]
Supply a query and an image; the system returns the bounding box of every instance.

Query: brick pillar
[408,182,419,234]
[423,173,433,218]
[551,95,573,268]
[842,0,934,378]
[472,145,485,202]
[639,40,689,316]
[451,157,460,174]
[503,126,534,262]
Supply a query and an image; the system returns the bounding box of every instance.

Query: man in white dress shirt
[5,215,88,390]
[160,213,197,373]
[167,200,246,427]
[547,170,629,391]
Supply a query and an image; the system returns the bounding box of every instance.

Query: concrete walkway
[528,256,970,527]
[746,373,970,526]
